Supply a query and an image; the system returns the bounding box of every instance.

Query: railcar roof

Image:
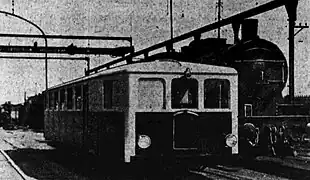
[49,60,237,90]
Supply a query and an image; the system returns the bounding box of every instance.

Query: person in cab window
[172,74,198,109]
[76,96,82,109]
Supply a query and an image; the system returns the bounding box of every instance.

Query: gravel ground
[0,128,92,180]
[0,128,193,180]
[1,127,310,180]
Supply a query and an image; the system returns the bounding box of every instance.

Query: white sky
[0,0,309,104]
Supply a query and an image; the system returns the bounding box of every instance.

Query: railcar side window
[138,78,165,109]
[75,86,82,110]
[54,91,59,110]
[67,87,73,110]
[103,80,126,108]
[171,77,198,109]
[83,84,88,110]
[60,89,65,110]
[112,80,126,107]
[103,81,113,108]
[204,79,230,108]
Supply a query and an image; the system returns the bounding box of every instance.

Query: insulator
[12,0,14,14]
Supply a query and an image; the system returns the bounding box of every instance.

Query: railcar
[44,60,238,162]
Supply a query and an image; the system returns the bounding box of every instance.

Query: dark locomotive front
[182,19,287,118]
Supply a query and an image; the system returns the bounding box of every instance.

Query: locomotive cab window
[172,77,198,109]
[264,62,286,83]
[204,79,230,109]
[138,78,165,109]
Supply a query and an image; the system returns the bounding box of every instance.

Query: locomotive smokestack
[232,22,241,43]
[241,19,259,41]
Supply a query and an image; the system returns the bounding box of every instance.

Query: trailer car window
[67,87,73,110]
[75,86,82,110]
[60,89,65,110]
[48,92,53,110]
[54,91,59,110]
[138,78,165,109]
[171,77,198,109]
[204,79,230,109]
[82,84,88,111]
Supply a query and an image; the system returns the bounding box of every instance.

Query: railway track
[189,166,254,180]
[0,136,31,180]
[0,149,31,180]
[1,128,309,180]
[186,150,310,180]
[3,138,20,149]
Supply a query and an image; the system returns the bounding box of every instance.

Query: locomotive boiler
[181,19,288,120]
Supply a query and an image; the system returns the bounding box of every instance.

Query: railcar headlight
[225,134,237,147]
[137,135,151,149]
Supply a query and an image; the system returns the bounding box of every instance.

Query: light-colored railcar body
[44,59,238,162]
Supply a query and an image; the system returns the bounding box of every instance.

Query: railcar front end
[124,60,238,162]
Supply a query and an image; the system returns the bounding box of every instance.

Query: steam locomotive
[178,19,307,157]
[147,18,306,157]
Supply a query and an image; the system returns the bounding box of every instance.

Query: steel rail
[0,149,27,180]
[189,168,254,180]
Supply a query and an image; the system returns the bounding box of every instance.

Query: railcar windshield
[171,77,198,109]
[138,78,165,109]
[204,79,230,108]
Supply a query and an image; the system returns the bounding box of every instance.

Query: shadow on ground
[238,157,310,180]
[5,148,204,180]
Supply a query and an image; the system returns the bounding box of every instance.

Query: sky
[0,0,309,104]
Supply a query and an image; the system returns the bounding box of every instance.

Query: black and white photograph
[0,0,309,179]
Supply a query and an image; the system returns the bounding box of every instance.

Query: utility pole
[169,0,174,51]
[216,0,223,38]
[285,0,298,104]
